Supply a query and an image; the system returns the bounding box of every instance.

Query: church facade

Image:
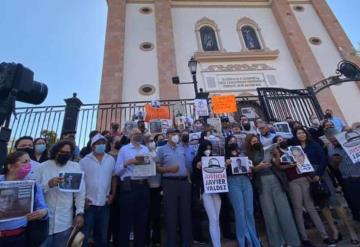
[99,0,360,124]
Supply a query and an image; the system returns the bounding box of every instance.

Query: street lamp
[188,56,199,96]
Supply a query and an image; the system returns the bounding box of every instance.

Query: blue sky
[0,0,359,106]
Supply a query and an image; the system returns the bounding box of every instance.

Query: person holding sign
[0,151,48,247]
[115,128,151,247]
[192,140,222,247]
[156,128,192,247]
[80,134,117,247]
[34,140,85,247]
[224,136,261,247]
[245,134,300,247]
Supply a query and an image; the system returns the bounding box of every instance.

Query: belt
[163,176,188,181]
[130,179,147,185]
[0,228,25,238]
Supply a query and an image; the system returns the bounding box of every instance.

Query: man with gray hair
[115,128,151,247]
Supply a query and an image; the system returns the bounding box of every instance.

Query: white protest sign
[335,129,360,164]
[201,156,228,194]
[230,157,252,175]
[274,122,293,139]
[194,99,209,117]
[132,154,156,177]
[289,146,315,174]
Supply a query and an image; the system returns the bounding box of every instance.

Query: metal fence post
[61,93,83,137]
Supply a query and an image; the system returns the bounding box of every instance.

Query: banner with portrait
[0,180,35,222]
[230,157,252,175]
[59,172,84,192]
[201,156,228,194]
[132,154,157,177]
[335,129,360,164]
[288,146,315,174]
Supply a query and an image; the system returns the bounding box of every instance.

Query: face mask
[114,141,122,150]
[325,113,332,119]
[253,143,262,150]
[171,135,179,144]
[204,150,211,157]
[181,135,189,143]
[148,141,156,150]
[35,144,46,154]
[229,143,238,150]
[16,163,31,179]
[132,135,142,144]
[17,148,35,160]
[95,144,106,154]
[312,119,320,127]
[279,141,288,149]
[243,123,251,131]
[55,154,71,166]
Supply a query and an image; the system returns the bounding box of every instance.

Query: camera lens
[17,81,48,105]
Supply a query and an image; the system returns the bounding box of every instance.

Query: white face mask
[171,135,179,144]
[148,141,156,150]
[204,150,211,157]
[312,119,320,126]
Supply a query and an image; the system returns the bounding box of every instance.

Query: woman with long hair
[33,138,49,163]
[224,135,261,247]
[245,134,301,247]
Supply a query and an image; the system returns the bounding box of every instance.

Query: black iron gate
[257,87,323,127]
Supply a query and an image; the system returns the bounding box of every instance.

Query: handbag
[310,179,331,206]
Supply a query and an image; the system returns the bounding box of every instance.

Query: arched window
[200,26,219,51]
[195,17,225,52]
[241,26,261,50]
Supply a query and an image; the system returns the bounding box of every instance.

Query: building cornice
[194,50,279,62]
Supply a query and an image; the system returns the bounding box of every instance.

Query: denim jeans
[227,176,260,247]
[202,193,221,247]
[41,228,72,247]
[83,205,110,247]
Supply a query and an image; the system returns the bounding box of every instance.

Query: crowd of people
[0,108,360,247]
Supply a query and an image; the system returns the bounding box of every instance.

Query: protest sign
[194,99,209,117]
[132,154,156,177]
[207,118,222,135]
[149,120,162,134]
[211,95,237,114]
[240,107,256,119]
[274,122,293,139]
[230,157,252,175]
[144,103,170,122]
[289,146,314,174]
[189,132,202,145]
[173,102,186,117]
[160,119,173,134]
[207,136,225,156]
[335,129,360,164]
[201,156,228,194]
[263,144,277,163]
[59,172,83,192]
[124,121,138,135]
[175,116,192,130]
[0,180,34,222]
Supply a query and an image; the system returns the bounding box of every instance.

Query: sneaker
[301,240,316,247]
[323,238,337,247]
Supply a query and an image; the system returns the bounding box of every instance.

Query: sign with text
[216,73,266,91]
[335,129,360,164]
[211,95,237,114]
[194,99,209,117]
[201,156,228,194]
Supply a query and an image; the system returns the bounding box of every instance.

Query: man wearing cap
[115,128,151,247]
[79,134,117,247]
[157,128,192,247]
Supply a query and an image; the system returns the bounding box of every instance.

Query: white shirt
[79,153,115,206]
[115,143,150,180]
[34,160,85,234]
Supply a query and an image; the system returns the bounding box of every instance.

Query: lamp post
[188,56,199,96]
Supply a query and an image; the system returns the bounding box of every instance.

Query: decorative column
[154,0,179,100]
[311,0,360,88]
[271,0,344,118]
[99,0,126,103]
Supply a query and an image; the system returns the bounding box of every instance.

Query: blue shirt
[329,116,346,132]
[328,144,360,178]
[115,143,150,180]
[157,143,189,177]
[181,143,196,173]
[0,176,48,231]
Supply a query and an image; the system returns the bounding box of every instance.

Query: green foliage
[40,130,58,148]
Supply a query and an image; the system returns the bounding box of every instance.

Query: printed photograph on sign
[335,128,360,164]
[0,180,35,222]
[133,154,156,177]
[201,156,228,194]
[124,121,138,135]
[194,99,209,117]
[59,172,83,192]
[149,120,162,134]
[280,150,296,164]
[190,132,202,145]
[241,107,256,119]
[230,157,252,174]
[289,146,314,174]
[160,119,173,134]
[274,122,293,139]
[207,118,222,135]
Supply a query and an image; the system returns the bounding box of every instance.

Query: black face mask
[17,148,35,160]
[114,141,122,150]
[325,113,332,119]
[252,143,262,150]
[228,143,238,150]
[55,154,71,165]
[243,123,251,131]
[181,135,189,143]
[279,141,288,149]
